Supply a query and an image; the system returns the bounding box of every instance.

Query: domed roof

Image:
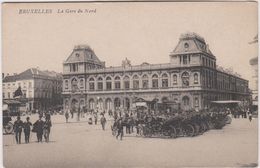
[64,45,104,67]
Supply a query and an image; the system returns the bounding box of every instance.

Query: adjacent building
[3,68,62,111]
[62,32,250,112]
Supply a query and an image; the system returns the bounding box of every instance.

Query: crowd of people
[13,113,52,144]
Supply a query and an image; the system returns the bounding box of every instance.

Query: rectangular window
[106,82,112,90]
[133,81,139,89]
[152,79,158,88]
[183,55,188,65]
[98,82,103,90]
[29,82,32,88]
[89,83,95,91]
[115,82,120,90]
[124,81,130,90]
[162,79,168,88]
[142,80,148,89]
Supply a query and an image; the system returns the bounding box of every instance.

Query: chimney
[6,73,9,76]
[2,73,4,79]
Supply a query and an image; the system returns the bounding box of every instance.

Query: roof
[211,100,241,104]
[3,75,18,82]
[3,68,62,82]
[64,45,104,66]
[3,99,21,105]
[171,32,214,57]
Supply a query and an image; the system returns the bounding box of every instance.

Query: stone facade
[62,33,250,112]
[3,68,62,111]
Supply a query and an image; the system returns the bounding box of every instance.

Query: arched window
[182,96,190,106]
[161,73,168,88]
[194,73,199,84]
[89,77,95,91]
[106,76,112,90]
[89,99,95,110]
[64,80,69,90]
[124,76,130,89]
[133,75,139,89]
[173,74,177,85]
[181,72,190,86]
[152,74,158,88]
[114,76,121,90]
[97,77,103,90]
[142,74,149,89]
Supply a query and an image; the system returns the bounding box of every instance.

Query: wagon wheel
[143,126,152,137]
[184,124,195,137]
[138,126,144,136]
[5,122,14,134]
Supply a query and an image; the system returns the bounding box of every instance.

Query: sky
[2,2,258,89]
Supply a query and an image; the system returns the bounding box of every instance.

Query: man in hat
[116,118,124,140]
[100,114,107,130]
[33,115,44,142]
[23,117,32,143]
[14,116,23,144]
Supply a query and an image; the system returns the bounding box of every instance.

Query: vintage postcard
[1,1,258,168]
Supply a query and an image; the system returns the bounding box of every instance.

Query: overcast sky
[2,2,258,89]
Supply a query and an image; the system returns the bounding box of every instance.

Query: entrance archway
[114,98,121,110]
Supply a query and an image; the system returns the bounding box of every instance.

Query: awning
[3,99,21,105]
[211,100,241,104]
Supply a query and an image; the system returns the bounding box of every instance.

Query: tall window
[114,76,121,90]
[181,72,190,86]
[152,74,158,88]
[142,74,149,89]
[183,55,188,64]
[173,74,177,85]
[195,97,199,107]
[29,82,32,88]
[194,73,199,84]
[124,76,130,90]
[71,63,78,72]
[71,78,78,92]
[133,75,139,89]
[80,79,84,89]
[182,96,190,106]
[161,74,168,88]
[65,80,69,90]
[106,77,112,90]
[89,77,95,91]
[97,77,103,90]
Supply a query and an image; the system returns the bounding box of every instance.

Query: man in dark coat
[23,117,32,143]
[100,114,107,130]
[43,115,52,143]
[33,115,44,142]
[14,116,23,144]
[116,119,124,140]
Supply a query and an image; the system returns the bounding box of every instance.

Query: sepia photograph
[1,1,258,168]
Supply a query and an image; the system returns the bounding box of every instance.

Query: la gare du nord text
[18,8,96,14]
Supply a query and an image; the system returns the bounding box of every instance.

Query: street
[3,114,258,168]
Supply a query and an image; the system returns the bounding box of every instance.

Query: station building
[62,32,250,112]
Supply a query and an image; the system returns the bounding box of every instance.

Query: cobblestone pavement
[3,114,258,168]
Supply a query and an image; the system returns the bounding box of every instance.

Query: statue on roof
[122,57,131,68]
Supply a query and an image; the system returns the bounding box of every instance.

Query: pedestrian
[100,114,107,130]
[116,119,124,140]
[14,116,23,144]
[23,117,32,143]
[43,114,52,143]
[33,115,44,143]
[70,109,74,119]
[77,107,80,122]
[65,109,69,123]
[249,112,252,122]
[94,113,98,125]
[88,117,93,125]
